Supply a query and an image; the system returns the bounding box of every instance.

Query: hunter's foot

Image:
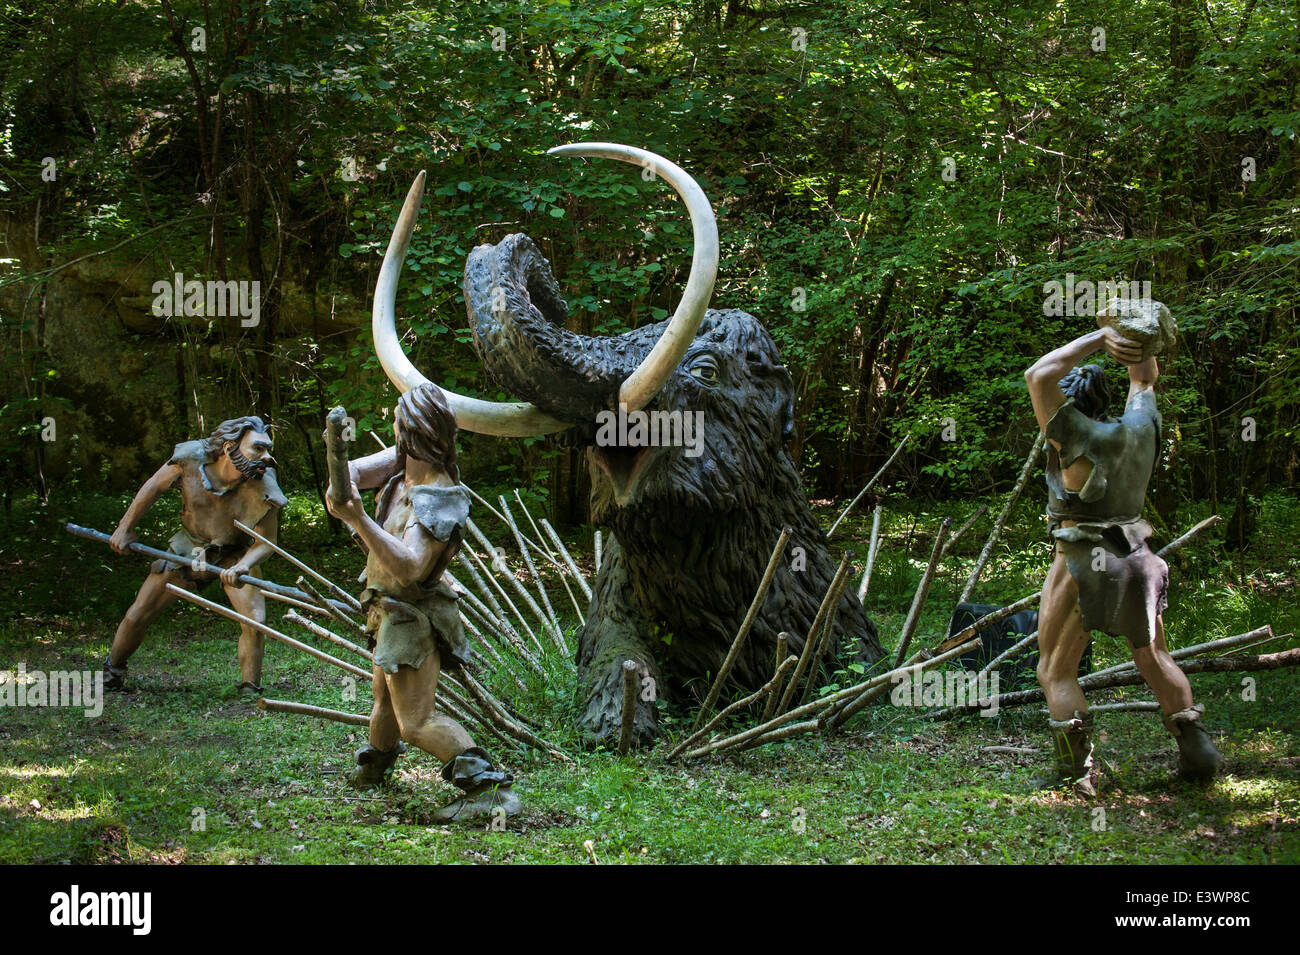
[102,657,128,692]
[235,681,263,698]
[347,743,403,790]
[430,783,522,825]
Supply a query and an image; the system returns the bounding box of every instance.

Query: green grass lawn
[1,488,1296,864]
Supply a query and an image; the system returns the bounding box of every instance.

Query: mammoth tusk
[547,143,719,413]
[372,171,571,437]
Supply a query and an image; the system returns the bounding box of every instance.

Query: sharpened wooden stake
[694,527,791,729]
[799,554,857,707]
[669,655,798,761]
[500,495,565,651]
[857,505,884,602]
[540,518,592,601]
[166,584,373,681]
[828,432,910,539]
[679,636,983,759]
[957,432,1044,605]
[233,519,362,612]
[760,634,791,722]
[619,660,639,755]
[776,552,854,716]
[284,611,373,662]
[296,576,366,636]
[893,517,952,667]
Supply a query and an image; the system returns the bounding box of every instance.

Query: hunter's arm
[349,446,399,491]
[111,462,182,552]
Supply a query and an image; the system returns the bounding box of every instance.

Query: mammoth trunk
[463,234,644,427]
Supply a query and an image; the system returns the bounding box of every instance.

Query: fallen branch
[257,697,370,727]
[759,634,791,722]
[799,552,857,707]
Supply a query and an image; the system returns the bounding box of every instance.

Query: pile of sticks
[669,435,1290,761]
[163,487,589,762]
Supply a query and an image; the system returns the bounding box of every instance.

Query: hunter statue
[104,415,285,693]
[1025,299,1222,795]
[367,144,883,746]
[326,385,520,823]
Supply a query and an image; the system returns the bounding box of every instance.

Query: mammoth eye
[689,359,719,385]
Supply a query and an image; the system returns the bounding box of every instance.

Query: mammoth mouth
[590,443,661,506]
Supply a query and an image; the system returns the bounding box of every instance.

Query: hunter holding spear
[104,415,286,693]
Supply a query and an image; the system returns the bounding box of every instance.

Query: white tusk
[371,171,570,437]
[547,143,719,413]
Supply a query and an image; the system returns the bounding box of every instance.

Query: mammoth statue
[372,143,884,745]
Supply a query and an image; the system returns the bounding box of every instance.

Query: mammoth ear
[782,393,796,442]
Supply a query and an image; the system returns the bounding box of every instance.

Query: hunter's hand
[220,562,251,586]
[110,526,137,555]
[326,481,366,528]
[1100,326,1143,365]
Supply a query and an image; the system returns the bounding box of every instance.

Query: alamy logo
[0,664,102,717]
[151,272,261,327]
[1042,275,1152,317]
[49,885,152,935]
[595,403,704,458]
[890,668,1000,716]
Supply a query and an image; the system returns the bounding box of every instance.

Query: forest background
[1,0,1295,539]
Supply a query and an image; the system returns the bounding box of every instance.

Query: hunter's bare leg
[1133,615,1221,779]
[108,567,192,671]
[1036,549,1091,721]
[1035,547,1099,791]
[387,651,474,763]
[224,571,267,686]
[1129,616,1193,714]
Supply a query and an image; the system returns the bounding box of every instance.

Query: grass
[0,486,1296,864]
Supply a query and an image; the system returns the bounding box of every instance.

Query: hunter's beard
[225,443,271,481]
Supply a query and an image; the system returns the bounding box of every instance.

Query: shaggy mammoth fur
[464,234,884,744]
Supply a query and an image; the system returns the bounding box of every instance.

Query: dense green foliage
[0,0,1295,533]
